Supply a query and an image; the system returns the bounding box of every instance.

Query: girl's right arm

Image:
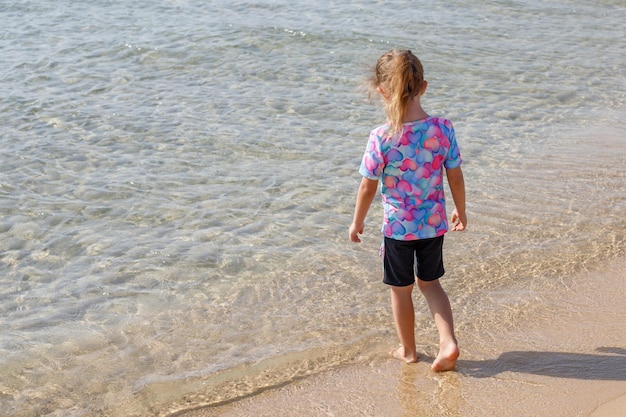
[349,177,379,242]
[446,166,467,231]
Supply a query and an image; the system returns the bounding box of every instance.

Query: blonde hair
[369,49,425,133]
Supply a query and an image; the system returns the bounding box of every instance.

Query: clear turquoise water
[1,1,625,415]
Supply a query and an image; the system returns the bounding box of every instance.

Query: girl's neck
[403,98,429,123]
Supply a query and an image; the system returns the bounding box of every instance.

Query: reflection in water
[397,363,464,417]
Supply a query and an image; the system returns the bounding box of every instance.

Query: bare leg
[417,279,459,371]
[389,284,418,363]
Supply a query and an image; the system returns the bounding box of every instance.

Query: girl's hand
[451,208,467,231]
[349,222,365,242]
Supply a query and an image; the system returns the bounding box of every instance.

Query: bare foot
[431,340,459,372]
[389,346,418,364]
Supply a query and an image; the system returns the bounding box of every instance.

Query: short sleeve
[359,130,385,179]
[443,122,462,169]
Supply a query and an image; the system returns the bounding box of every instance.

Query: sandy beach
[177,257,626,417]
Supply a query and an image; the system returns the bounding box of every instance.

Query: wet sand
[178,257,626,417]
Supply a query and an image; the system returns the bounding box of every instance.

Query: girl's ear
[420,80,428,95]
[377,86,389,100]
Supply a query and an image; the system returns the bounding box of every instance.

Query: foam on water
[1,0,625,415]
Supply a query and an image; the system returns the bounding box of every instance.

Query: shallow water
[1,0,625,415]
[191,257,626,417]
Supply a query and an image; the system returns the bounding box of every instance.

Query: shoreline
[178,256,626,417]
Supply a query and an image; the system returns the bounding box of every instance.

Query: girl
[349,49,466,371]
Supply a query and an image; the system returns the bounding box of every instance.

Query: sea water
[1,0,625,415]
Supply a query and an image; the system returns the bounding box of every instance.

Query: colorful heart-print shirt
[359,117,462,240]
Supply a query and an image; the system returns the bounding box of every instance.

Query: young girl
[349,49,466,371]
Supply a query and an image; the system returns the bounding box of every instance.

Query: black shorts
[382,236,445,286]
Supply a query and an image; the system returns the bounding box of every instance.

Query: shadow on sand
[457,347,626,381]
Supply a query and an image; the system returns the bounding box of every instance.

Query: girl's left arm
[446,166,467,231]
